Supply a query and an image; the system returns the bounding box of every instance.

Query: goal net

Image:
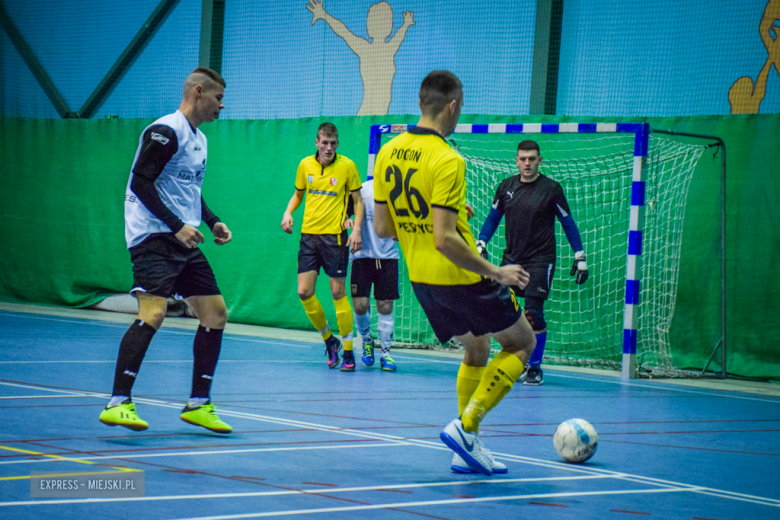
[366,123,708,377]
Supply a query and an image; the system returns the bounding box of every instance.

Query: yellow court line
[0,445,140,478]
[1,469,139,481]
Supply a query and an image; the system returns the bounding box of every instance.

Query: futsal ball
[553,418,598,463]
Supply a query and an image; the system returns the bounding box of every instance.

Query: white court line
[2,381,779,511]
[0,312,314,348]
[0,394,97,400]
[171,488,704,520]
[0,475,616,507]
[0,360,319,365]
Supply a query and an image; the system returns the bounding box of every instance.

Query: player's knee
[353,298,369,315]
[524,297,547,332]
[376,300,393,315]
[298,287,315,300]
[209,304,228,328]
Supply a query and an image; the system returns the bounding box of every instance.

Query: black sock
[112,320,156,396]
[191,325,223,398]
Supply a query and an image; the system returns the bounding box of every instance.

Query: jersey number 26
[385,165,429,219]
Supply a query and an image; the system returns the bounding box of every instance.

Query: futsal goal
[366,123,710,379]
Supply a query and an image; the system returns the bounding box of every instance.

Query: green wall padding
[1,114,777,380]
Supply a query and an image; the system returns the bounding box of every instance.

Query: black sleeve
[129,125,185,234]
[201,196,221,230]
[346,196,355,218]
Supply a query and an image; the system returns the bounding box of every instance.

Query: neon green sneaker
[180,402,232,434]
[99,400,148,431]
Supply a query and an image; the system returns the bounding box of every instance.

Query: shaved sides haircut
[419,70,462,117]
[184,67,226,95]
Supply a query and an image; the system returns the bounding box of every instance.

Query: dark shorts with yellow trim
[298,231,349,278]
[411,278,523,344]
[129,233,221,299]
[350,258,400,301]
[503,259,556,300]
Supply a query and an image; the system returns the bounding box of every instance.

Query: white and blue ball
[553,418,598,463]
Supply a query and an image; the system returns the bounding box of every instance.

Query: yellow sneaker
[180,402,232,433]
[99,400,148,431]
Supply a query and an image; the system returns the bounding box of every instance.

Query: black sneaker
[325,336,341,369]
[523,366,544,385]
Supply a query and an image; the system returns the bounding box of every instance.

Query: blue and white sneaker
[440,418,492,476]
[361,337,375,366]
[380,356,397,371]
[451,450,507,474]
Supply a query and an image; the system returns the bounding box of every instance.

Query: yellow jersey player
[374,70,537,476]
[282,123,365,371]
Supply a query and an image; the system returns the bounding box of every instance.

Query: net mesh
[373,131,707,376]
[1,0,774,118]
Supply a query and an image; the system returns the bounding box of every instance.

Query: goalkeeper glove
[475,240,488,261]
[570,251,588,284]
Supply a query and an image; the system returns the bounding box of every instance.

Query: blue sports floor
[1,307,779,519]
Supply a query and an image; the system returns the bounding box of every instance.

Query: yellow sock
[333,296,354,352]
[300,295,332,341]
[457,364,485,416]
[461,351,524,433]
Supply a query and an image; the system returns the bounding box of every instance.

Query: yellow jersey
[295,153,362,235]
[374,127,481,285]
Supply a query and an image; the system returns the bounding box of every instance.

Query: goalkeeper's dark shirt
[492,174,573,266]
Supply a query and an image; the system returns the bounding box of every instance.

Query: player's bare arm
[347,190,365,253]
[432,207,529,288]
[175,225,205,249]
[281,190,305,234]
[373,201,398,240]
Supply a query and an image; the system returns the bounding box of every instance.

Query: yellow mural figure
[729,0,780,114]
[306,0,414,116]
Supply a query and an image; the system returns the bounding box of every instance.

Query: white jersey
[124,110,207,248]
[350,179,399,261]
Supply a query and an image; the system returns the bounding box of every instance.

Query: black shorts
[129,233,221,299]
[505,260,556,300]
[350,258,400,301]
[412,279,523,344]
[298,232,349,278]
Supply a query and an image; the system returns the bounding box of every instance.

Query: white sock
[354,309,372,340]
[108,395,129,408]
[378,311,394,356]
[188,397,210,407]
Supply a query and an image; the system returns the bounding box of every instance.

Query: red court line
[600,439,780,457]
[35,443,456,520]
[302,482,339,487]
[1,428,322,444]
[377,489,414,494]
[610,510,650,515]
[16,437,390,458]
[529,501,569,508]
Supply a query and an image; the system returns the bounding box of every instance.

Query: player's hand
[494,264,530,289]
[475,239,488,261]
[403,10,414,26]
[465,203,475,220]
[570,251,588,284]
[281,213,294,234]
[212,222,232,245]
[344,217,354,229]
[306,0,325,24]
[347,229,362,253]
[175,225,205,249]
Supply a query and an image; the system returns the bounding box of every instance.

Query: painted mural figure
[306,0,414,116]
[729,0,780,114]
